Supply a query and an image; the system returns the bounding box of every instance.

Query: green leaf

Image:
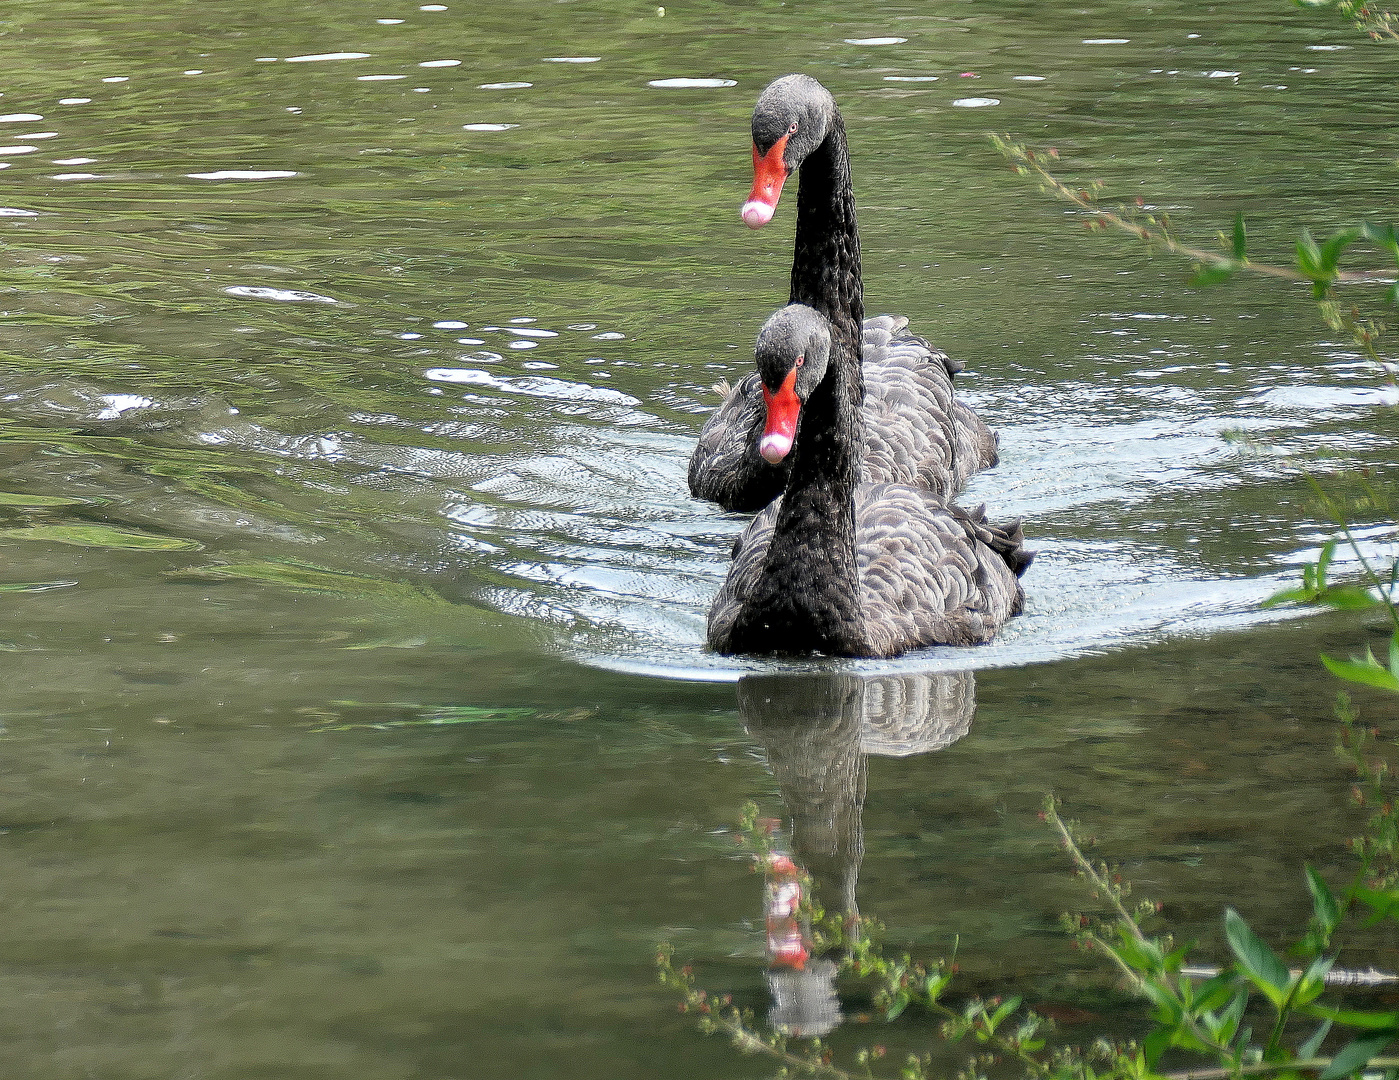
[1317,586,1381,611]
[1305,1004,1399,1030]
[1194,971,1239,1013]
[1317,1029,1398,1080]
[1142,1027,1172,1067]
[1295,955,1336,1006]
[1112,927,1164,972]
[1190,262,1238,287]
[1163,939,1194,973]
[1360,222,1399,257]
[1317,539,1337,585]
[1297,229,1334,297]
[1319,227,1362,273]
[1218,989,1250,1047]
[1306,867,1342,936]
[1300,1019,1333,1061]
[1233,213,1248,260]
[1320,652,1399,692]
[1298,228,1324,276]
[1353,885,1399,924]
[988,996,1021,1030]
[924,972,952,1003]
[1226,908,1290,1006]
[1263,585,1320,608]
[0,524,200,550]
[886,990,910,1021]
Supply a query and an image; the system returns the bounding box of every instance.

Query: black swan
[688,317,997,512]
[707,305,1030,658]
[687,74,996,513]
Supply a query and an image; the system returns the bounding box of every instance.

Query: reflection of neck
[755,111,866,655]
[740,674,866,919]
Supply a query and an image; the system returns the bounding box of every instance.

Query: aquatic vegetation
[661,777,1399,1080]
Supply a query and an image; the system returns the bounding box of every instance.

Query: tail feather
[951,504,1035,578]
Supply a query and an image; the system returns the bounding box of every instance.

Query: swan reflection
[737,669,976,1037]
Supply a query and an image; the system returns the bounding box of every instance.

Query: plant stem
[1165,1055,1399,1080]
[991,137,1394,285]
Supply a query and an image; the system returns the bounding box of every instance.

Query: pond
[0,0,1396,1076]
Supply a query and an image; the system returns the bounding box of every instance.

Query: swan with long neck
[688,76,997,513]
[707,305,1029,658]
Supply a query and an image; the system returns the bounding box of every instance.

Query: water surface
[0,0,1396,1076]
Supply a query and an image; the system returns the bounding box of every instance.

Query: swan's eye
[787,121,799,134]
[794,355,804,367]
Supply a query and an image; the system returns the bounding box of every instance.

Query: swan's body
[688,316,998,512]
[704,77,1030,657]
[710,475,1029,656]
[706,307,1029,658]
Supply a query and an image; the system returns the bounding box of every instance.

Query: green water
[0,0,1396,1075]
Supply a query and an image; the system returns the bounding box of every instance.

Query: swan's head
[741,75,838,229]
[754,304,832,464]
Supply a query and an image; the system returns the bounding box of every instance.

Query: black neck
[730,112,869,656]
[789,111,863,343]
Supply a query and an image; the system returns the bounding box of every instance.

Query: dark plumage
[691,74,997,514]
[688,315,998,512]
[707,306,1030,659]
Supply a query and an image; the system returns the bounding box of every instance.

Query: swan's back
[854,484,1025,655]
[707,483,1029,658]
[860,327,997,498]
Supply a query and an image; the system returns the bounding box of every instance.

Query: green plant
[1295,0,1399,41]
[988,137,1399,371]
[660,785,1399,1080]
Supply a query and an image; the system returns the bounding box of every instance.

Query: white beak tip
[741,200,775,229]
[759,434,793,464]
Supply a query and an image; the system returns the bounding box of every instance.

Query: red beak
[759,366,801,463]
[741,134,790,229]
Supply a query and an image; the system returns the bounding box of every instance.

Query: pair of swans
[690,75,1031,659]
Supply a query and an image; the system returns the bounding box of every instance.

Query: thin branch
[991,137,1394,285]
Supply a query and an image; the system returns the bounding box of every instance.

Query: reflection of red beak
[741,134,789,229]
[765,853,809,970]
[759,366,801,464]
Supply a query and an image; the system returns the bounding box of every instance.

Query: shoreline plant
[660,7,1399,1077]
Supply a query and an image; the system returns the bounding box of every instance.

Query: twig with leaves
[988,136,1399,369]
[661,786,1399,1080]
[1295,0,1399,40]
